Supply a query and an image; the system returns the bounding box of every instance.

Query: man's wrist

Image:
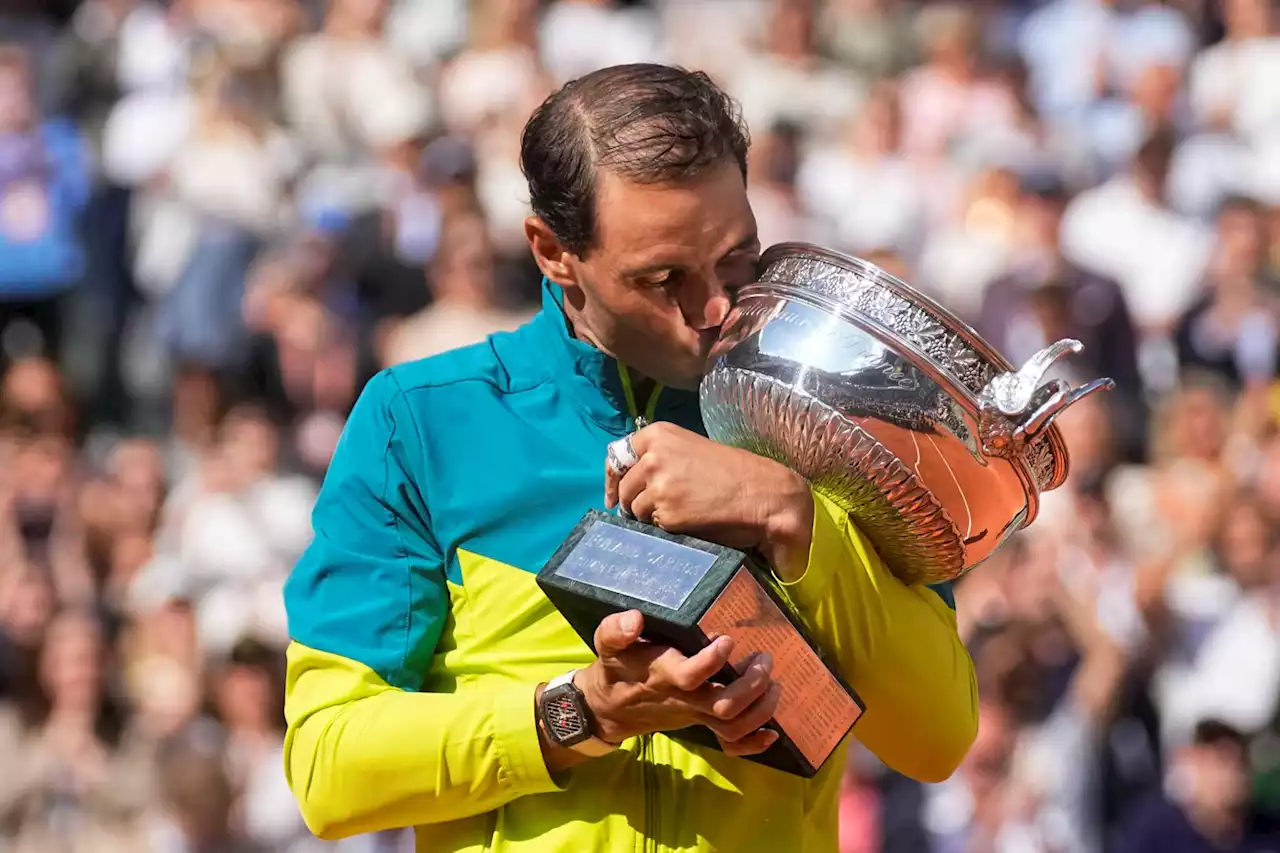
[761,471,814,582]
[535,668,618,769]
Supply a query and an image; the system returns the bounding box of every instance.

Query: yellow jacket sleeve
[779,490,978,783]
[283,643,564,840]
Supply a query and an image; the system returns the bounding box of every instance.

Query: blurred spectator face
[1216,499,1273,589]
[1131,63,1181,123]
[329,0,388,34]
[851,84,902,154]
[192,0,298,67]
[219,407,279,489]
[1225,0,1272,38]
[432,212,497,305]
[1016,188,1067,251]
[473,0,539,49]
[1178,725,1251,817]
[0,48,33,135]
[0,565,54,649]
[1212,199,1265,284]
[1160,383,1230,463]
[39,611,104,714]
[215,658,273,732]
[917,3,979,73]
[1255,436,1280,521]
[13,436,71,543]
[768,0,816,59]
[2,357,71,436]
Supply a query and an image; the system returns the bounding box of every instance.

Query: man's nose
[683,277,733,331]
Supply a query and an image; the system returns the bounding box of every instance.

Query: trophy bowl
[699,243,1114,586]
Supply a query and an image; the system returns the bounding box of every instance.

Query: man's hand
[604,422,815,580]
[581,610,781,756]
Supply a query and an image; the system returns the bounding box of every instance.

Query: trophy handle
[1012,377,1115,443]
[981,339,1082,416]
[978,340,1115,458]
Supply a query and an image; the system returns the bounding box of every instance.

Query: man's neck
[561,303,659,416]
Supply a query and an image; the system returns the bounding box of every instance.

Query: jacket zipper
[617,362,662,853]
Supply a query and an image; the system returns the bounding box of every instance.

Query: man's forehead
[591,164,754,261]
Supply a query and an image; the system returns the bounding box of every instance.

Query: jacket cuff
[776,489,847,610]
[491,682,567,797]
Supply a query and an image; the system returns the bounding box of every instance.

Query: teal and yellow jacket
[282,281,978,852]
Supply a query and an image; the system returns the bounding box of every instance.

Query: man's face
[562,161,760,391]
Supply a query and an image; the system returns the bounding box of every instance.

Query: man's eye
[643,271,679,288]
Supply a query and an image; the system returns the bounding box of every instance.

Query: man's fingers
[628,488,657,524]
[616,463,650,518]
[594,610,646,657]
[706,652,773,721]
[657,634,734,692]
[709,680,783,745]
[604,462,622,509]
[717,727,780,757]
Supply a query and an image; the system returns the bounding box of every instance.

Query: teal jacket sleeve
[282,371,561,840]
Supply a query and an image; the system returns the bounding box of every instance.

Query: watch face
[543,685,588,745]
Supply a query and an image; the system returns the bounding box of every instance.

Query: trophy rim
[760,242,1018,374]
[755,242,1072,494]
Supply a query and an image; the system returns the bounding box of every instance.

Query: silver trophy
[700,243,1114,586]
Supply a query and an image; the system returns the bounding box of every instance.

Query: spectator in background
[977,172,1147,461]
[897,2,1019,165]
[1114,719,1280,852]
[0,44,91,371]
[0,608,150,853]
[379,208,533,367]
[1061,127,1213,342]
[730,0,865,137]
[820,0,918,81]
[1188,0,1280,143]
[797,80,927,258]
[1175,195,1280,391]
[747,120,831,248]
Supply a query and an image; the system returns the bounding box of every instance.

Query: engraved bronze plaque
[538,508,864,778]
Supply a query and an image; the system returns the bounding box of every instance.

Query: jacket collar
[528,279,701,433]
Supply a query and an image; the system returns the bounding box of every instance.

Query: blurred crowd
[1,0,1280,851]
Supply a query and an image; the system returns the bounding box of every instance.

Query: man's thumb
[594,610,643,656]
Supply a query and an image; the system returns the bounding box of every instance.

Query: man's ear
[525,217,578,288]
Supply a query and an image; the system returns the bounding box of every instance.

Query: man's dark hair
[520,63,750,257]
